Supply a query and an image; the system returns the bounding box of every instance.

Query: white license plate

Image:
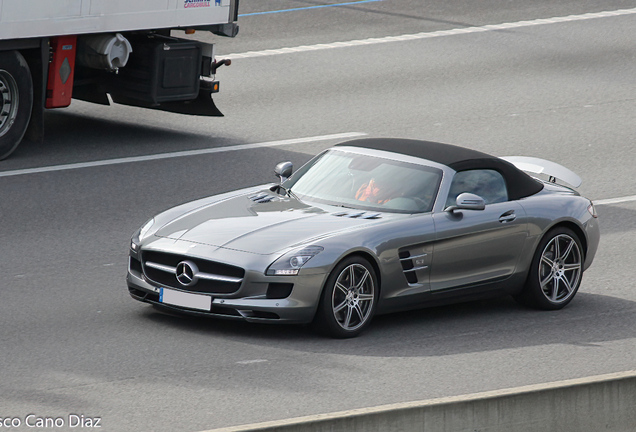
[160,288,212,311]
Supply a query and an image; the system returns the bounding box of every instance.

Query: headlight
[131,218,156,251]
[266,246,324,276]
[139,218,155,240]
[588,202,598,218]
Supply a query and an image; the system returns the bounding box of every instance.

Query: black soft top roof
[335,138,543,200]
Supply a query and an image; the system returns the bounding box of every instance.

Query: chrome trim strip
[400,253,428,262]
[197,273,243,283]
[404,266,429,272]
[145,261,176,273]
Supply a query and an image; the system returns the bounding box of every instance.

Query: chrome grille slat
[145,261,176,273]
[197,273,243,283]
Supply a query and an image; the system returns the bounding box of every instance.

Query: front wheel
[0,50,33,160]
[312,256,378,338]
[515,227,583,310]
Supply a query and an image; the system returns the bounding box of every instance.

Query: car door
[372,212,437,314]
[430,169,528,291]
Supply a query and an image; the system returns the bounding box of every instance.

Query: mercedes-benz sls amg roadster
[127,138,600,338]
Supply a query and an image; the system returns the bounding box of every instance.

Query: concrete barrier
[202,371,636,432]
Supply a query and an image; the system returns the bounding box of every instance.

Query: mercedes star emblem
[175,261,198,287]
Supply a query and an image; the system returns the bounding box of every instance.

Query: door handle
[499,211,516,223]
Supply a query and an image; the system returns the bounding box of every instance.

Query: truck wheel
[0,51,33,160]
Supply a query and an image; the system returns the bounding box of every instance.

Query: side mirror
[446,192,486,212]
[274,161,293,183]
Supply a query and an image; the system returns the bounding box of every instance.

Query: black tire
[0,50,33,160]
[514,227,584,310]
[312,256,378,338]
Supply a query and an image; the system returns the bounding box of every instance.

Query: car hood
[154,192,385,254]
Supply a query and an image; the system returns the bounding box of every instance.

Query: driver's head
[356,178,387,204]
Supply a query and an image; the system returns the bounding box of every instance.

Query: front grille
[141,250,244,294]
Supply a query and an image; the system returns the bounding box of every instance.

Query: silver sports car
[127,138,600,338]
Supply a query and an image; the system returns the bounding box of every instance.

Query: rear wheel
[515,227,583,310]
[312,256,378,338]
[0,50,33,160]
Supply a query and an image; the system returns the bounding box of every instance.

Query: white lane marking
[224,8,636,59]
[594,195,636,205]
[236,359,269,365]
[0,132,366,178]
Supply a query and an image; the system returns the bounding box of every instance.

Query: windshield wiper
[287,188,300,201]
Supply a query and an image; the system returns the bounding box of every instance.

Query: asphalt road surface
[2,1,636,431]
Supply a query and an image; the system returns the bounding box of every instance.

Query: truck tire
[0,50,33,160]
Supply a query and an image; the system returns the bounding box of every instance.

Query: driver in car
[355,178,392,204]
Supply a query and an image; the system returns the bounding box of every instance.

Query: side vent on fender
[398,248,430,285]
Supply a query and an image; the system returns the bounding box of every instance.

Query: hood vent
[249,193,278,204]
[332,211,381,219]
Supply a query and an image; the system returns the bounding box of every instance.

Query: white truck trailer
[0,0,239,159]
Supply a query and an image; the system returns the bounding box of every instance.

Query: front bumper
[127,244,329,324]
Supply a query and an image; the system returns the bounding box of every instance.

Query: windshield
[286,150,442,213]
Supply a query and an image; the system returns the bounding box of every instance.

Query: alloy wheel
[331,263,375,331]
[539,234,582,303]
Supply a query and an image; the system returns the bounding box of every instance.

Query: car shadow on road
[6,110,243,166]
[142,291,636,358]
